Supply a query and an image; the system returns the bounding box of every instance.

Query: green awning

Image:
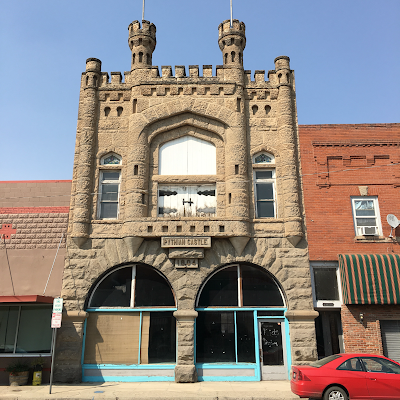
[339,254,400,305]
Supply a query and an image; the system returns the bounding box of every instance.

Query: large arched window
[195,264,285,365]
[197,264,284,308]
[88,265,175,308]
[159,136,216,175]
[84,265,176,366]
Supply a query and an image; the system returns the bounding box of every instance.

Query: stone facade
[57,19,318,383]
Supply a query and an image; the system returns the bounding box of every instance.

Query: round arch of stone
[195,262,287,309]
[83,262,176,310]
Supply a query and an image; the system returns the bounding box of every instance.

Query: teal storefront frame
[195,307,291,381]
[81,308,177,382]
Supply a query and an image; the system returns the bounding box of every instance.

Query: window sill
[0,353,51,357]
[354,235,397,243]
[93,219,123,224]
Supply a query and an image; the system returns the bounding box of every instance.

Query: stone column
[275,56,303,247]
[173,310,198,383]
[54,311,88,383]
[285,310,319,364]
[71,58,101,246]
[125,126,149,219]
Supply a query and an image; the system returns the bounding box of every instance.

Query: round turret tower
[218,19,246,67]
[128,20,156,70]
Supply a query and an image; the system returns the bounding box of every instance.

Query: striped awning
[339,254,400,305]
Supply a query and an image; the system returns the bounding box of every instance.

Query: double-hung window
[310,263,342,308]
[351,197,381,236]
[254,170,276,218]
[99,171,121,219]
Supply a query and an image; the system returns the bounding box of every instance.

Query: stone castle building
[57,19,318,383]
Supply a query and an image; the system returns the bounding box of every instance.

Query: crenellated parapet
[80,65,294,90]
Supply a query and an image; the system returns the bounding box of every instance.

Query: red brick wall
[341,304,400,355]
[299,124,400,261]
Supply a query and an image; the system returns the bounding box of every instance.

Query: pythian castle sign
[161,237,211,248]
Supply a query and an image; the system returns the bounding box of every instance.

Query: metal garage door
[381,320,400,363]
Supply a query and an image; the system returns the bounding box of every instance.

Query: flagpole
[230,0,233,27]
[142,0,145,21]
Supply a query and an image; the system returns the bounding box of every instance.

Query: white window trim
[351,196,382,237]
[310,262,343,309]
[253,169,276,218]
[98,170,121,220]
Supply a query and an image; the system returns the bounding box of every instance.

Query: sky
[0,0,399,181]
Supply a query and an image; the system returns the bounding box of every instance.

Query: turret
[218,19,246,68]
[128,20,156,70]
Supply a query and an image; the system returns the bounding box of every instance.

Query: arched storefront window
[195,264,289,381]
[83,265,176,369]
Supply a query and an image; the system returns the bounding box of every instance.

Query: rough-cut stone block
[174,365,197,383]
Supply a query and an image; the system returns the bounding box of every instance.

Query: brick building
[299,123,400,362]
[54,18,319,383]
[0,180,71,384]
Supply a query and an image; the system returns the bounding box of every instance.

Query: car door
[361,357,400,399]
[335,357,369,399]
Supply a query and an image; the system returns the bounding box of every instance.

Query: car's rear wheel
[323,386,348,400]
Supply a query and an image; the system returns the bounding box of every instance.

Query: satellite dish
[387,214,399,228]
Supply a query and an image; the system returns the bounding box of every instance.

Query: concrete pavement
[0,381,301,400]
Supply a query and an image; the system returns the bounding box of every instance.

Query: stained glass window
[103,154,121,165]
[254,154,273,164]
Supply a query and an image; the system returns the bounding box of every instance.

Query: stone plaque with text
[175,259,199,269]
[161,236,211,248]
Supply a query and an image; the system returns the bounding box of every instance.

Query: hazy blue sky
[1,0,399,180]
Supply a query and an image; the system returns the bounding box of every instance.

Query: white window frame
[253,169,276,218]
[98,170,121,220]
[310,262,343,309]
[351,196,382,236]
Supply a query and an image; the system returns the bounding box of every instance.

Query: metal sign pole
[49,327,57,394]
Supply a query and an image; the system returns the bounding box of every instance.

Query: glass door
[258,319,287,380]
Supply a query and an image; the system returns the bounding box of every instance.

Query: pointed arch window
[253,153,276,218]
[101,153,122,165]
[98,153,122,219]
[254,153,274,164]
[158,136,217,217]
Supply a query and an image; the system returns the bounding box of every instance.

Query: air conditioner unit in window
[360,226,378,236]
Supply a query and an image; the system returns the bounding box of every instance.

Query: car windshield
[309,355,342,368]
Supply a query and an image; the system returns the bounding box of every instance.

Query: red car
[291,353,400,400]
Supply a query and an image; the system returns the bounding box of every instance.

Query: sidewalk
[0,381,300,400]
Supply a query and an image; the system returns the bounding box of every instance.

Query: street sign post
[49,298,63,394]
